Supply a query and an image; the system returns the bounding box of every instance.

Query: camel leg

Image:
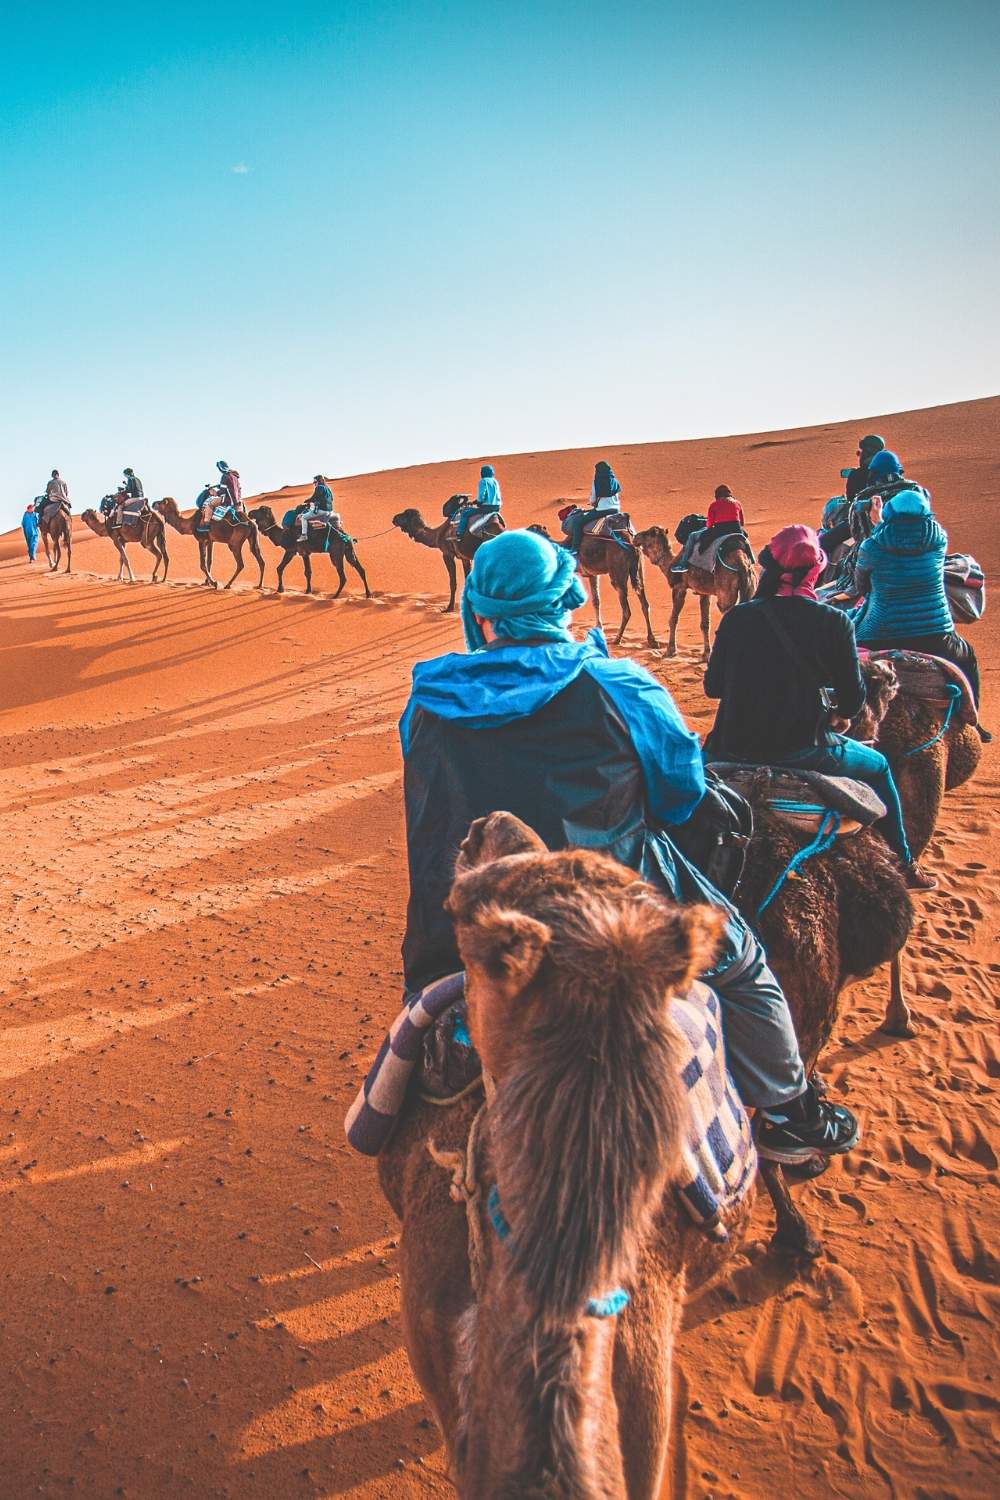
[613,578,631,646]
[42,532,53,569]
[302,552,314,595]
[348,550,372,598]
[667,584,684,657]
[332,558,347,598]
[635,579,657,649]
[64,530,72,574]
[224,542,245,590]
[443,554,458,612]
[759,1158,822,1260]
[880,951,916,1038]
[613,1270,681,1500]
[200,538,217,588]
[251,533,266,588]
[699,594,711,659]
[591,576,604,633]
[119,541,136,584]
[275,550,293,593]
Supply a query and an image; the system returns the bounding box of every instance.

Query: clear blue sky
[2,0,997,526]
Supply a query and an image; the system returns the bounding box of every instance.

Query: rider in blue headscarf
[399,528,860,1165]
[455,463,504,543]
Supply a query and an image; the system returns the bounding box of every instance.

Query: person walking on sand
[22,501,40,562]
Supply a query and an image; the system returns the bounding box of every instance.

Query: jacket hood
[400,629,609,749]
[870,514,946,556]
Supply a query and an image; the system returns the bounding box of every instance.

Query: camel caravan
[339,446,987,1496]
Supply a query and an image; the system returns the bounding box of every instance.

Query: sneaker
[904,863,937,891]
[975,724,992,744]
[756,1090,860,1164]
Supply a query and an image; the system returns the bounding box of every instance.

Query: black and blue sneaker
[755,1083,859,1164]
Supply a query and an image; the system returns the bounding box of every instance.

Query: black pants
[863,631,980,707]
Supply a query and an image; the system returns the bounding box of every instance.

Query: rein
[757,809,841,915]
[904,682,962,756]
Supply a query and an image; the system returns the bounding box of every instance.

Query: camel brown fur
[732,796,913,1246]
[80,508,169,583]
[153,496,265,590]
[249,504,372,598]
[392,507,505,612]
[634,525,755,659]
[379,812,749,1498]
[853,655,982,1036]
[527,522,657,648]
[38,503,73,574]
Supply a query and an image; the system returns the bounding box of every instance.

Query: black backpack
[670,769,754,899]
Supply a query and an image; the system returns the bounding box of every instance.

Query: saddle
[689,530,754,572]
[582,510,633,542]
[211,504,242,525]
[861,650,978,726]
[705,762,887,837]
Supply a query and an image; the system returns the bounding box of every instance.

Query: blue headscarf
[868,450,903,480]
[882,488,931,520]
[594,460,621,500]
[461,530,587,651]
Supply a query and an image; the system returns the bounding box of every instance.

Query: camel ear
[457,905,551,999]
[650,903,726,995]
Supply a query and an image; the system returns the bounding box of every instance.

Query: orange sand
[1,396,997,1498]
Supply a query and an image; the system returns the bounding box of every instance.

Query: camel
[80,507,169,583]
[634,524,756,659]
[392,507,505,612]
[37,502,72,573]
[528,522,658,648]
[379,812,751,1499]
[248,504,371,598]
[153,496,265,590]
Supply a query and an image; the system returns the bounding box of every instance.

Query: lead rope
[904,682,962,756]
[427,1072,495,1300]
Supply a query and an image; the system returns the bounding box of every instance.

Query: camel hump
[864,649,978,725]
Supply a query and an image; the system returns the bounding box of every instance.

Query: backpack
[944,553,985,623]
[670,769,754,899]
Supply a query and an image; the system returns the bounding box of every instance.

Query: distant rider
[216,461,249,522]
[673,485,749,572]
[298,475,336,540]
[563,460,622,553]
[844,435,886,504]
[44,469,70,515]
[454,464,504,544]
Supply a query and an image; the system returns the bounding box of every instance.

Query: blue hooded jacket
[853,490,953,641]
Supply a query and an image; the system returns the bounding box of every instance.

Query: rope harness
[756,809,842,915]
[904,682,962,756]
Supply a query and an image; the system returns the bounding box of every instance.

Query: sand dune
[0,396,997,1498]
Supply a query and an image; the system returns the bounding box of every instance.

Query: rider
[703,524,935,889]
[216,460,249,522]
[673,485,749,572]
[44,469,70,515]
[852,489,988,739]
[855,449,926,508]
[844,434,886,504]
[454,464,504,543]
[563,460,622,553]
[298,475,339,540]
[400,527,860,1164]
[114,468,145,527]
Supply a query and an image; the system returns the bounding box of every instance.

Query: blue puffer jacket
[853,499,953,642]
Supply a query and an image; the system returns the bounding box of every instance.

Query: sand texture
[1,396,997,1497]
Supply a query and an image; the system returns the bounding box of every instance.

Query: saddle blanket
[691,530,753,572]
[212,504,240,524]
[345,974,756,1235]
[706,763,886,830]
[861,649,978,726]
[943,553,985,623]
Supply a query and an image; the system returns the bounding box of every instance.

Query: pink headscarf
[766,525,826,601]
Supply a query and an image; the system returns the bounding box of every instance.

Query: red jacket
[220,469,242,506]
[707,495,744,527]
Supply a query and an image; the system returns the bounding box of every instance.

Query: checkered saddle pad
[345,974,756,1235]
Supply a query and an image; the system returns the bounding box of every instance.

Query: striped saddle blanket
[345,974,756,1235]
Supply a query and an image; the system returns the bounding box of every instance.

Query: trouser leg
[777,739,913,866]
[702,923,807,1110]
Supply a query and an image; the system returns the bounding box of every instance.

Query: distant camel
[634,522,756,659]
[80,507,169,583]
[530,522,657,649]
[154,496,265,590]
[392,506,505,612]
[38,501,72,574]
[249,505,372,598]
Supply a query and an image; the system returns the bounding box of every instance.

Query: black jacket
[703,596,866,761]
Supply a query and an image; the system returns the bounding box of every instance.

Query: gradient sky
[2,0,998,526]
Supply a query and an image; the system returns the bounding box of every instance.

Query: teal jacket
[853,513,953,642]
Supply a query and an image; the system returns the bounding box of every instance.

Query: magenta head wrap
[764,524,826,600]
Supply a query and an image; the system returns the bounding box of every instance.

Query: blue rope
[486,1186,630,1320]
[757,810,842,915]
[904,682,961,756]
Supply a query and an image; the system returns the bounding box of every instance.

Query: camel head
[633,526,673,566]
[248,505,277,530]
[392,508,426,537]
[152,497,178,518]
[80,508,101,531]
[444,809,723,1323]
[527,523,552,539]
[854,657,899,742]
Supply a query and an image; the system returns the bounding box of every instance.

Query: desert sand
[1,396,997,1498]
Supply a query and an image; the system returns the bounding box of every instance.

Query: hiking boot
[904,863,937,891]
[755,1085,859,1164]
